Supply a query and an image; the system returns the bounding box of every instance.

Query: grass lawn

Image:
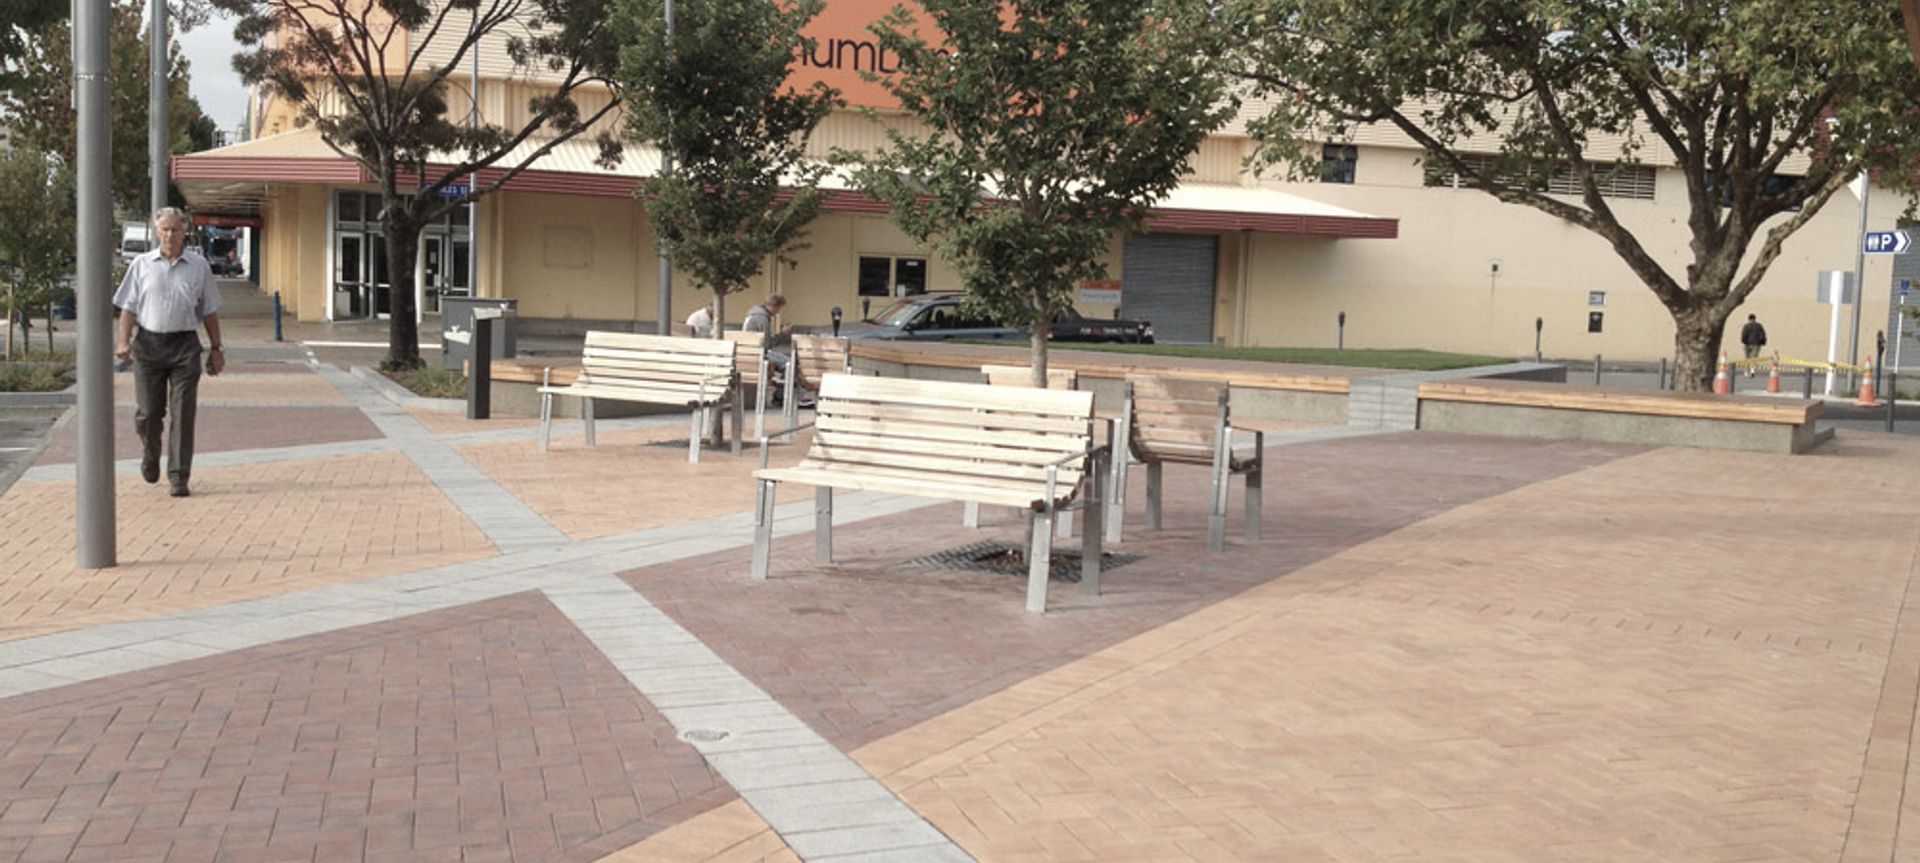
[1031,342,1512,371]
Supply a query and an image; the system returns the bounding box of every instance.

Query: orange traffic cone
[1713,351,1731,394]
[1766,354,1781,394]
[1859,357,1877,405]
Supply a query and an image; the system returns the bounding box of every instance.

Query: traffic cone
[1713,351,1731,394]
[1858,357,1877,405]
[1766,354,1781,394]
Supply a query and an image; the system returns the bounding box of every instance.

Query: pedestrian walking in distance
[113,207,224,498]
[1740,314,1768,378]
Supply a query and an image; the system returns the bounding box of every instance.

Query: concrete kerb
[349,364,465,413]
[0,403,73,496]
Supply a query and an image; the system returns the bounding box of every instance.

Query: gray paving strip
[541,578,975,863]
[0,489,937,697]
[310,363,570,552]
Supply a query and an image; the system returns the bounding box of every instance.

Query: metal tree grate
[904,539,1142,583]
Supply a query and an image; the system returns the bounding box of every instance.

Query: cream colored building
[173,1,1911,367]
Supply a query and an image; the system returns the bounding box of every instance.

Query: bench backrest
[809,373,1097,503]
[579,330,737,401]
[791,334,852,390]
[981,364,1078,390]
[1126,374,1229,465]
[725,330,768,384]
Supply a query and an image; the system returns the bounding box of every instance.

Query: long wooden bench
[750,373,1109,613]
[537,331,741,462]
[1417,379,1826,453]
[1110,375,1265,553]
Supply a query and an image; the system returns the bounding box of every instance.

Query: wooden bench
[1110,375,1265,552]
[751,373,1109,613]
[725,330,773,438]
[537,331,741,462]
[965,364,1083,531]
[781,334,853,427]
[1417,378,1826,453]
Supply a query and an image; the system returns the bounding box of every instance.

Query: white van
[119,222,152,262]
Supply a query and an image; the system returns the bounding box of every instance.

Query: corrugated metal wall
[1122,234,1217,344]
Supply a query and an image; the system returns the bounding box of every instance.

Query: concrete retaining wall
[1418,399,1822,454]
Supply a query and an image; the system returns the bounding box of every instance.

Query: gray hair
[151,207,188,228]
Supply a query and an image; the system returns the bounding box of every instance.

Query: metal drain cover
[905,539,1141,582]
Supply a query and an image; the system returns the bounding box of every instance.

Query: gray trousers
[133,328,202,481]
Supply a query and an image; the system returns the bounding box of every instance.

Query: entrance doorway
[334,231,370,319]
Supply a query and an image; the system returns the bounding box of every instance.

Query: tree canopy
[611,0,838,330]
[854,0,1236,385]
[216,0,626,368]
[1233,0,1920,388]
[0,147,76,357]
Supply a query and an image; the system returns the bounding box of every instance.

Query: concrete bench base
[1419,398,1825,454]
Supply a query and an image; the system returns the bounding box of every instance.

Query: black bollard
[467,314,492,420]
[1658,357,1667,390]
[1890,372,1899,433]
[272,292,283,342]
[1593,354,1602,386]
[1803,367,1814,399]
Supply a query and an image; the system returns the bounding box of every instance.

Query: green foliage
[0,147,76,358]
[611,0,838,324]
[0,361,75,392]
[0,0,205,212]
[215,0,626,368]
[381,366,465,398]
[1233,0,1920,389]
[852,0,1236,381]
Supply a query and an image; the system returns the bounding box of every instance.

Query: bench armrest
[757,421,815,469]
[1043,441,1111,512]
[1224,424,1265,460]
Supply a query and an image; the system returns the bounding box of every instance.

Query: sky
[175,11,247,133]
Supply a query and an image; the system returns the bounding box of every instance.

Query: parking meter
[831,306,843,338]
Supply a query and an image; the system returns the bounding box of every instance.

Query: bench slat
[585,331,737,356]
[809,445,1084,486]
[817,416,1088,455]
[823,401,1091,435]
[541,383,721,406]
[1131,396,1222,418]
[822,374,1095,417]
[1418,380,1821,424]
[756,466,1050,508]
[581,351,736,372]
[813,434,1089,475]
[1131,376,1225,402]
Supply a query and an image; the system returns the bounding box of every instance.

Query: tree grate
[904,539,1142,583]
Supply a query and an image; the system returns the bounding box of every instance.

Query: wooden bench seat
[537,331,741,462]
[780,334,853,428]
[750,373,1109,613]
[1110,375,1265,552]
[1418,379,1822,424]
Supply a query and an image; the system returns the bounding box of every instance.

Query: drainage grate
[905,539,1142,583]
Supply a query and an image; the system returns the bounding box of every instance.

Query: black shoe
[169,479,190,498]
[141,458,159,484]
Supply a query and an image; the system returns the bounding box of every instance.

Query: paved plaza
[3,306,1920,861]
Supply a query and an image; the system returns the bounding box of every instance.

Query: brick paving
[0,593,726,863]
[0,452,494,643]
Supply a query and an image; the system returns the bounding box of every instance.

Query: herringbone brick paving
[0,452,494,643]
[0,593,728,863]
[33,406,381,466]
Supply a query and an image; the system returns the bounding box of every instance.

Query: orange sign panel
[792,0,935,111]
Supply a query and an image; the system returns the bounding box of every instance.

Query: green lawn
[1033,342,1512,371]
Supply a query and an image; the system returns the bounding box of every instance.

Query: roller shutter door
[1891,220,1920,370]
[1122,234,1216,344]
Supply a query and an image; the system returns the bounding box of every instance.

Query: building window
[1320,144,1357,184]
[1588,290,1606,306]
[858,255,927,297]
[1588,312,1604,333]
[1424,155,1656,201]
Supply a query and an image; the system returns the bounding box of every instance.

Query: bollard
[1593,354,1602,386]
[272,292,283,342]
[1658,357,1667,390]
[465,307,508,420]
[1888,372,1898,432]
[1803,367,1814,399]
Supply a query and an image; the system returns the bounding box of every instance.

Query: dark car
[843,294,1153,344]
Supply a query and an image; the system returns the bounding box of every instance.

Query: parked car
[843,293,1153,344]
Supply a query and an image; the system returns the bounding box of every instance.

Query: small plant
[0,360,75,392]
[381,366,466,399]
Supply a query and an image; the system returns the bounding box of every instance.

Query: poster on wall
[1080,279,1122,305]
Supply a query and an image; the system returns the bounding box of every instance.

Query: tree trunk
[382,215,423,370]
[1670,305,1729,392]
[706,292,726,447]
[1029,323,1049,389]
[44,302,53,355]
[4,287,14,360]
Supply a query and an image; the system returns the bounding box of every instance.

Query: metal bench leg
[1245,433,1264,542]
[962,501,980,528]
[1082,450,1105,596]
[1146,462,1163,530]
[538,393,553,452]
[1106,400,1130,544]
[754,357,769,440]
[1208,442,1229,554]
[731,397,744,457]
[751,479,775,579]
[783,371,798,430]
[815,487,834,564]
[1026,509,1054,614]
[583,397,596,447]
[687,408,703,464]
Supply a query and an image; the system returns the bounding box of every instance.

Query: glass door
[422,234,447,314]
[334,231,369,319]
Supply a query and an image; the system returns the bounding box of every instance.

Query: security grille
[1122,233,1218,344]
[905,539,1142,583]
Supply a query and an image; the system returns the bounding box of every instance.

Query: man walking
[114,207,223,497]
[1740,313,1768,377]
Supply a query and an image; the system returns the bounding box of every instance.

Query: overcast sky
[176,12,247,133]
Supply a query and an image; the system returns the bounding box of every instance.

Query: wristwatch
[209,345,222,352]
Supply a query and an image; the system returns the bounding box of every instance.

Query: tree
[610,0,838,332]
[217,0,625,370]
[1233,0,1920,390]
[1,0,206,212]
[854,0,1236,387]
[0,147,76,359]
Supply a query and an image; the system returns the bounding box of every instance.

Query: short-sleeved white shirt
[113,250,221,333]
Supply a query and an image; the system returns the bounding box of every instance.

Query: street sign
[436,183,470,199]
[1864,230,1911,254]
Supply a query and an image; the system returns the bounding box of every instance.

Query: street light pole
[77,0,116,568]
[654,0,674,335]
[149,0,167,217]
[1849,173,1870,377]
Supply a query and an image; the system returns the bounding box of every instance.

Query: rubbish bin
[441,297,518,372]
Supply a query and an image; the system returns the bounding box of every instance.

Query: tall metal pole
[654,0,674,334]
[469,9,479,300]
[149,0,168,216]
[77,0,117,568]
[1849,174,1870,380]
